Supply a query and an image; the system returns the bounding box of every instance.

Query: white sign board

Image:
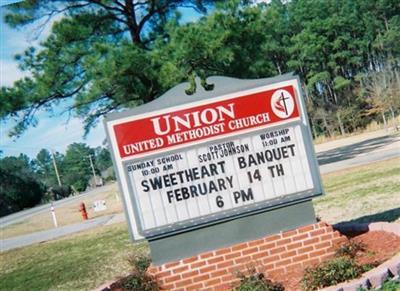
[93,200,107,212]
[105,76,323,239]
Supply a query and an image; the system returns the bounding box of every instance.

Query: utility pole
[51,150,62,187]
[88,155,97,187]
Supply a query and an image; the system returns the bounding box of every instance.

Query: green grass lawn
[0,223,147,291]
[0,158,399,290]
[315,158,400,224]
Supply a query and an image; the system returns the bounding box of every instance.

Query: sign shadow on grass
[338,207,400,225]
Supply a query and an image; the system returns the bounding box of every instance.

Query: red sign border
[112,85,301,160]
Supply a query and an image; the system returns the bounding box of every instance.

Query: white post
[51,203,58,228]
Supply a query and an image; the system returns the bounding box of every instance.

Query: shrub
[0,158,45,216]
[301,257,364,291]
[49,185,73,200]
[117,274,158,291]
[335,241,366,259]
[127,253,152,273]
[111,254,158,291]
[380,279,400,291]
[357,279,400,291]
[234,267,285,291]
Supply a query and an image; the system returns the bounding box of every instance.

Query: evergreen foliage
[234,267,285,291]
[1,0,400,136]
[0,155,45,216]
[301,257,364,290]
[0,144,113,216]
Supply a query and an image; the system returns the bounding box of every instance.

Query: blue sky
[1,1,23,6]
[0,4,116,158]
[0,3,206,158]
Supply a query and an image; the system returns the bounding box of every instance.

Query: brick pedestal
[147,222,347,290]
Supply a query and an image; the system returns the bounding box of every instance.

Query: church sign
[104,75,323,239]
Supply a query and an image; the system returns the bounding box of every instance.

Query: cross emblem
[279,92,290,116]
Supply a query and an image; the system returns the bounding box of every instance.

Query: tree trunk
[390,106,395,120]
[274,56,282,75]
[310,118,317,139]
[394,69,400,93]
[336,111,345,135]
[322,113,331,137]
[384,17,389,32]
[124,0,142,45]
[390,106,398,131]
[326,83,338,105]
[382,111,388,131]
[303,82,310,103]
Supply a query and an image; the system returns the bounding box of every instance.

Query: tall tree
[94,147,112,172]
[1,0,399,138]
[361,65,400,127]
[1,0,216,137]
[0,154,45,216]
[34,148,63,187]
[62,142,95,191]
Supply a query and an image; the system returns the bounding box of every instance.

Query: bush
[117,274,158,291]
[301,257,364,291]
[358,279,400,291]
[105,175,116,182]
[111,254,158,291]
[234,267,285,291]
[49,185,73,200]
[0,157,45,216]
[380,279,400,291]
[127,253,152,274]
[335,241,366,259]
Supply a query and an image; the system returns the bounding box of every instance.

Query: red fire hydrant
[79,202,88,220]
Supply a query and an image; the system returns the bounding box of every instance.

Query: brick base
[147,222,347,290]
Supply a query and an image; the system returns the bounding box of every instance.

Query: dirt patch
[271,267,305,291]
[269,230,400,291]
[352,231,400,266]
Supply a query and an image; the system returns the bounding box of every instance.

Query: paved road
[1,130,399,252]
[0,215,113,252]
[317,131,400,174]
[0,184,116,228]
[0,212,126,252]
